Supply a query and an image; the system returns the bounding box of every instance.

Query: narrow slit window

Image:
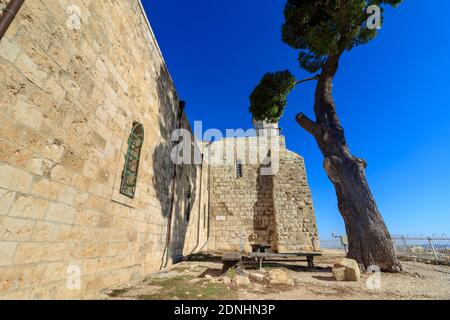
[185,179,194,223]
[120,123,144,198]
[236,161,243,179]
[185,188,192,222]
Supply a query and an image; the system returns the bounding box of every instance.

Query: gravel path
[105,250,450,300]
[239,250,450,300]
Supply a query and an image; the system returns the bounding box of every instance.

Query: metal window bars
[120,123,144,198]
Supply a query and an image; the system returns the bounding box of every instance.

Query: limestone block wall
[273,149,319,253]
[208,161,278,252]
[207,136,319,253]
[166,126,210,263]
[0,0,208,299]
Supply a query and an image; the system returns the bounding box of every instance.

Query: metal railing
[320,239,346,250]
[392,235,450,265]
[320,234,450,265]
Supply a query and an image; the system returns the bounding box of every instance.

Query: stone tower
[207,121,320,253]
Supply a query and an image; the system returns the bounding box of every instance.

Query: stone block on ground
[332,258,361,281]
[232,275,251,286]
[221,276,231,285]
[267,269,294,286]
[248,272,266,282]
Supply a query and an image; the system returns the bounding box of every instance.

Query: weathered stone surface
[0,188,15,216]
[13,99,44,130]
[0,217,34,241]
[333,258,361,282]
[14,52,47,87]
[232,275,251,286]
[267,269,294,286]
[0,243,17,266]
[221,276,232,285]
[0,165,33,193]
[8,195,49,220]
[45,203,76,225]
[30,179,61,201]
[332,267,347,282]
[0,37,21,63]
[248,271,266,282]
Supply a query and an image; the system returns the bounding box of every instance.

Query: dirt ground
[104,250,450,300]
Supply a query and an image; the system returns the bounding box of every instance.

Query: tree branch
[294,74,321,86]
[314,52,343,126]
[296,112,320,137]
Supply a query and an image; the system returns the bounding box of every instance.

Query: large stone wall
[0,0,208,299]
[273,149,319,253]
[0,0,319,300]
[207,135,319,253]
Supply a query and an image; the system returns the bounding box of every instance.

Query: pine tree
[250,0,403,271]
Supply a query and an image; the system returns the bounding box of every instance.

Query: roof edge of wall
[137,0,176,91]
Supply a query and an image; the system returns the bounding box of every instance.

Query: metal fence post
[240,231,244,253]
[402,236,409,252]
[428,237,439,262]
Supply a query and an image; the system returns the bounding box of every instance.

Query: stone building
[0,0,318,299]
[207,121,319,254]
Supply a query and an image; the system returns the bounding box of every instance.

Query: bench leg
[259,258,263,270]
[307,256,316,271]
[222,261,238,274]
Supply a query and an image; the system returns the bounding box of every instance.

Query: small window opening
[236,161,243,178]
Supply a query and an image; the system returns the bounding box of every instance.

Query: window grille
[120,123,144,198]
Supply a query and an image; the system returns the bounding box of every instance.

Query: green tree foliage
[249,1,402,122]
[282,0,402,73]
[249,70,296,122]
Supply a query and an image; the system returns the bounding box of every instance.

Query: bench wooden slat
[221,253,243,261]
[248,252,322,258]
[247,252,321,270]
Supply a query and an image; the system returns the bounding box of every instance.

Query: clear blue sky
[142,0,450,239]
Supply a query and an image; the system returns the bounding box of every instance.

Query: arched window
[120,123,144,198]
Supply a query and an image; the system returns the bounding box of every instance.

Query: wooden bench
[221,252,243,273]
[251,244,272,253]
[248,252,322,270]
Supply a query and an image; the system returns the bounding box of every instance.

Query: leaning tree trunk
[297,53,402,272]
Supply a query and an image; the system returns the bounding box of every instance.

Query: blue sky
[142,0,450,239]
